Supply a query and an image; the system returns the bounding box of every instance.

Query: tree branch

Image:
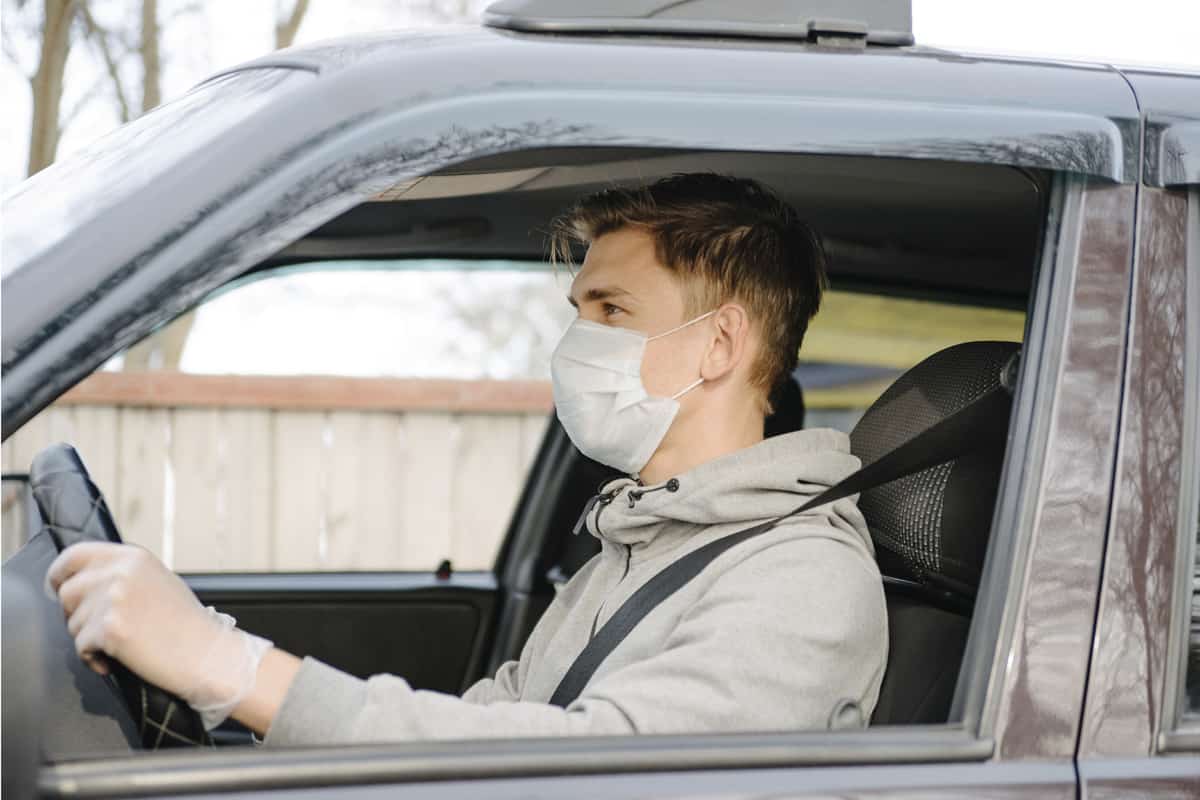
[79,2,132,122]
[274,0,309,50]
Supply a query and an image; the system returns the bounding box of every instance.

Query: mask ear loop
[651,310,716,400]
[670,377,704,400]
[646,309,716,342]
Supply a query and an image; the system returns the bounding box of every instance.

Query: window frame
[33,174,1091,799]
[1160,186,1200,752]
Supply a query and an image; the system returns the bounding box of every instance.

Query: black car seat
[852,340,1020,725]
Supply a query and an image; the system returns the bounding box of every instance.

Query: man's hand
[47,542,273,729]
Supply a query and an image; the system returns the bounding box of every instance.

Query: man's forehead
[569,230,671,301]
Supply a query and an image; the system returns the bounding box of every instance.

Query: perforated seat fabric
[851,341,1020,725]
[850,341,1019,596]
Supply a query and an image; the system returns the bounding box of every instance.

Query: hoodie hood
[585,428,874,561]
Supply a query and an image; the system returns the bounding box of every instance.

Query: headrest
[849,341,1020,597]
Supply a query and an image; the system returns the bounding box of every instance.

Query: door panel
[1076,187,1200,790]
[189,573,498,695]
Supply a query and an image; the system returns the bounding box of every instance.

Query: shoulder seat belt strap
[547,383,1011,709]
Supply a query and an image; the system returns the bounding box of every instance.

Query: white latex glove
[47,542,273,730]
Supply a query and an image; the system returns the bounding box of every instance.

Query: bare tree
[275,0,310,49]
[123,0,310,372]
[79,3,133,122]
[22,0,80,175]
[140,0,159,111]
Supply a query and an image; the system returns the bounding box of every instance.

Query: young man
[48,173,887,743]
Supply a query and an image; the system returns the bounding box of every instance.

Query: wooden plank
[325,411,405,570]
[161,409,275,573]
[44,406,79,452]
[3,407,54,477]
[57,372,554,414]
[324,411,364,571]
[115,409,169,559]
[451,415,524,570]
[1,481,27,558]
[221,409,273,572]
[398,412,455,572]
[70,407,120,501]
[170,409,224,573]
[271,412,327,571]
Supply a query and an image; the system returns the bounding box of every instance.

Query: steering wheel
[29,443,213,749]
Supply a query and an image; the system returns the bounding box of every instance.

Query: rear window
[1,68,313,277]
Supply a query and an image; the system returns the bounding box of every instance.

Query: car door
[1075,71,1200,796]
[2,26,1145,798]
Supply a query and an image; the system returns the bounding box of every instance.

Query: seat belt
[547,382,1011,709]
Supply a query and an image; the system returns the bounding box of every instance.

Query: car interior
[2,146,1049,761]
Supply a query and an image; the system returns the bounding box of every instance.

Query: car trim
[1158,186,1200,748]
[1145,118,1200,188]
[183,571,499,594]
[951,175,1067,733]
[38,727,994,799]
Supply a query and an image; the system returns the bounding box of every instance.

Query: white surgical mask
[550,311,714,475]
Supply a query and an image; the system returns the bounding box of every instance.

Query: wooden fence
[1,373,551,573]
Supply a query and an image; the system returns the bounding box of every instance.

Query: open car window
[4,261,571,573]
[1,263,1024,573]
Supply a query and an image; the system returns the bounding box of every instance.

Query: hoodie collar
[585,428,868,557]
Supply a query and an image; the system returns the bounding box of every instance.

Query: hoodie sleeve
[263,533,885,745]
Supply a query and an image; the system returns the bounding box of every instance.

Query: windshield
[1,68,314,278]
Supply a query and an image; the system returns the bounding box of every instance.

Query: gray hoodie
[265,428,888,745]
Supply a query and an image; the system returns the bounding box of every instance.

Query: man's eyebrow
[567,286,633,308]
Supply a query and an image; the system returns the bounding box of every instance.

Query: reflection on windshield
[1,68,313,278]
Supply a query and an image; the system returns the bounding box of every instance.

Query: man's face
[567,227,711,399]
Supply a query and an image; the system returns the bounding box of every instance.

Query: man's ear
[700,303,750,382]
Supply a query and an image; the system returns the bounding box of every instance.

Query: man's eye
[603,303,623,317]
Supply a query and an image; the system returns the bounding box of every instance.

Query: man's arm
[47,540,540,736]
[230,648,301,734]
[50,533,885,743]
[254,534,886,744]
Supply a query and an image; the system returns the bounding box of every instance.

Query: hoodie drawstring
[627,478,680,508]
[572,487,620,536]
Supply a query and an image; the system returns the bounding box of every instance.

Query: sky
[1,0,1197,192]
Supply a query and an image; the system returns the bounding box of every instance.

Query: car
[2,1,1199,797]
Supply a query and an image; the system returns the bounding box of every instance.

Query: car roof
[215,24,1194,106]
[199,24,1200,189]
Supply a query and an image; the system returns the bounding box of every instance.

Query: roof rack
[483,0,914,47]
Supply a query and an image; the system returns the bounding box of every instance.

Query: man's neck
[638,399,765,485]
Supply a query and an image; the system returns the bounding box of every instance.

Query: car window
[2,261,572,574]
[1,261,1023,573]
[800,292,1024,430]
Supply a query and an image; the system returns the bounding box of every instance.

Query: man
[48,173,887,743]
